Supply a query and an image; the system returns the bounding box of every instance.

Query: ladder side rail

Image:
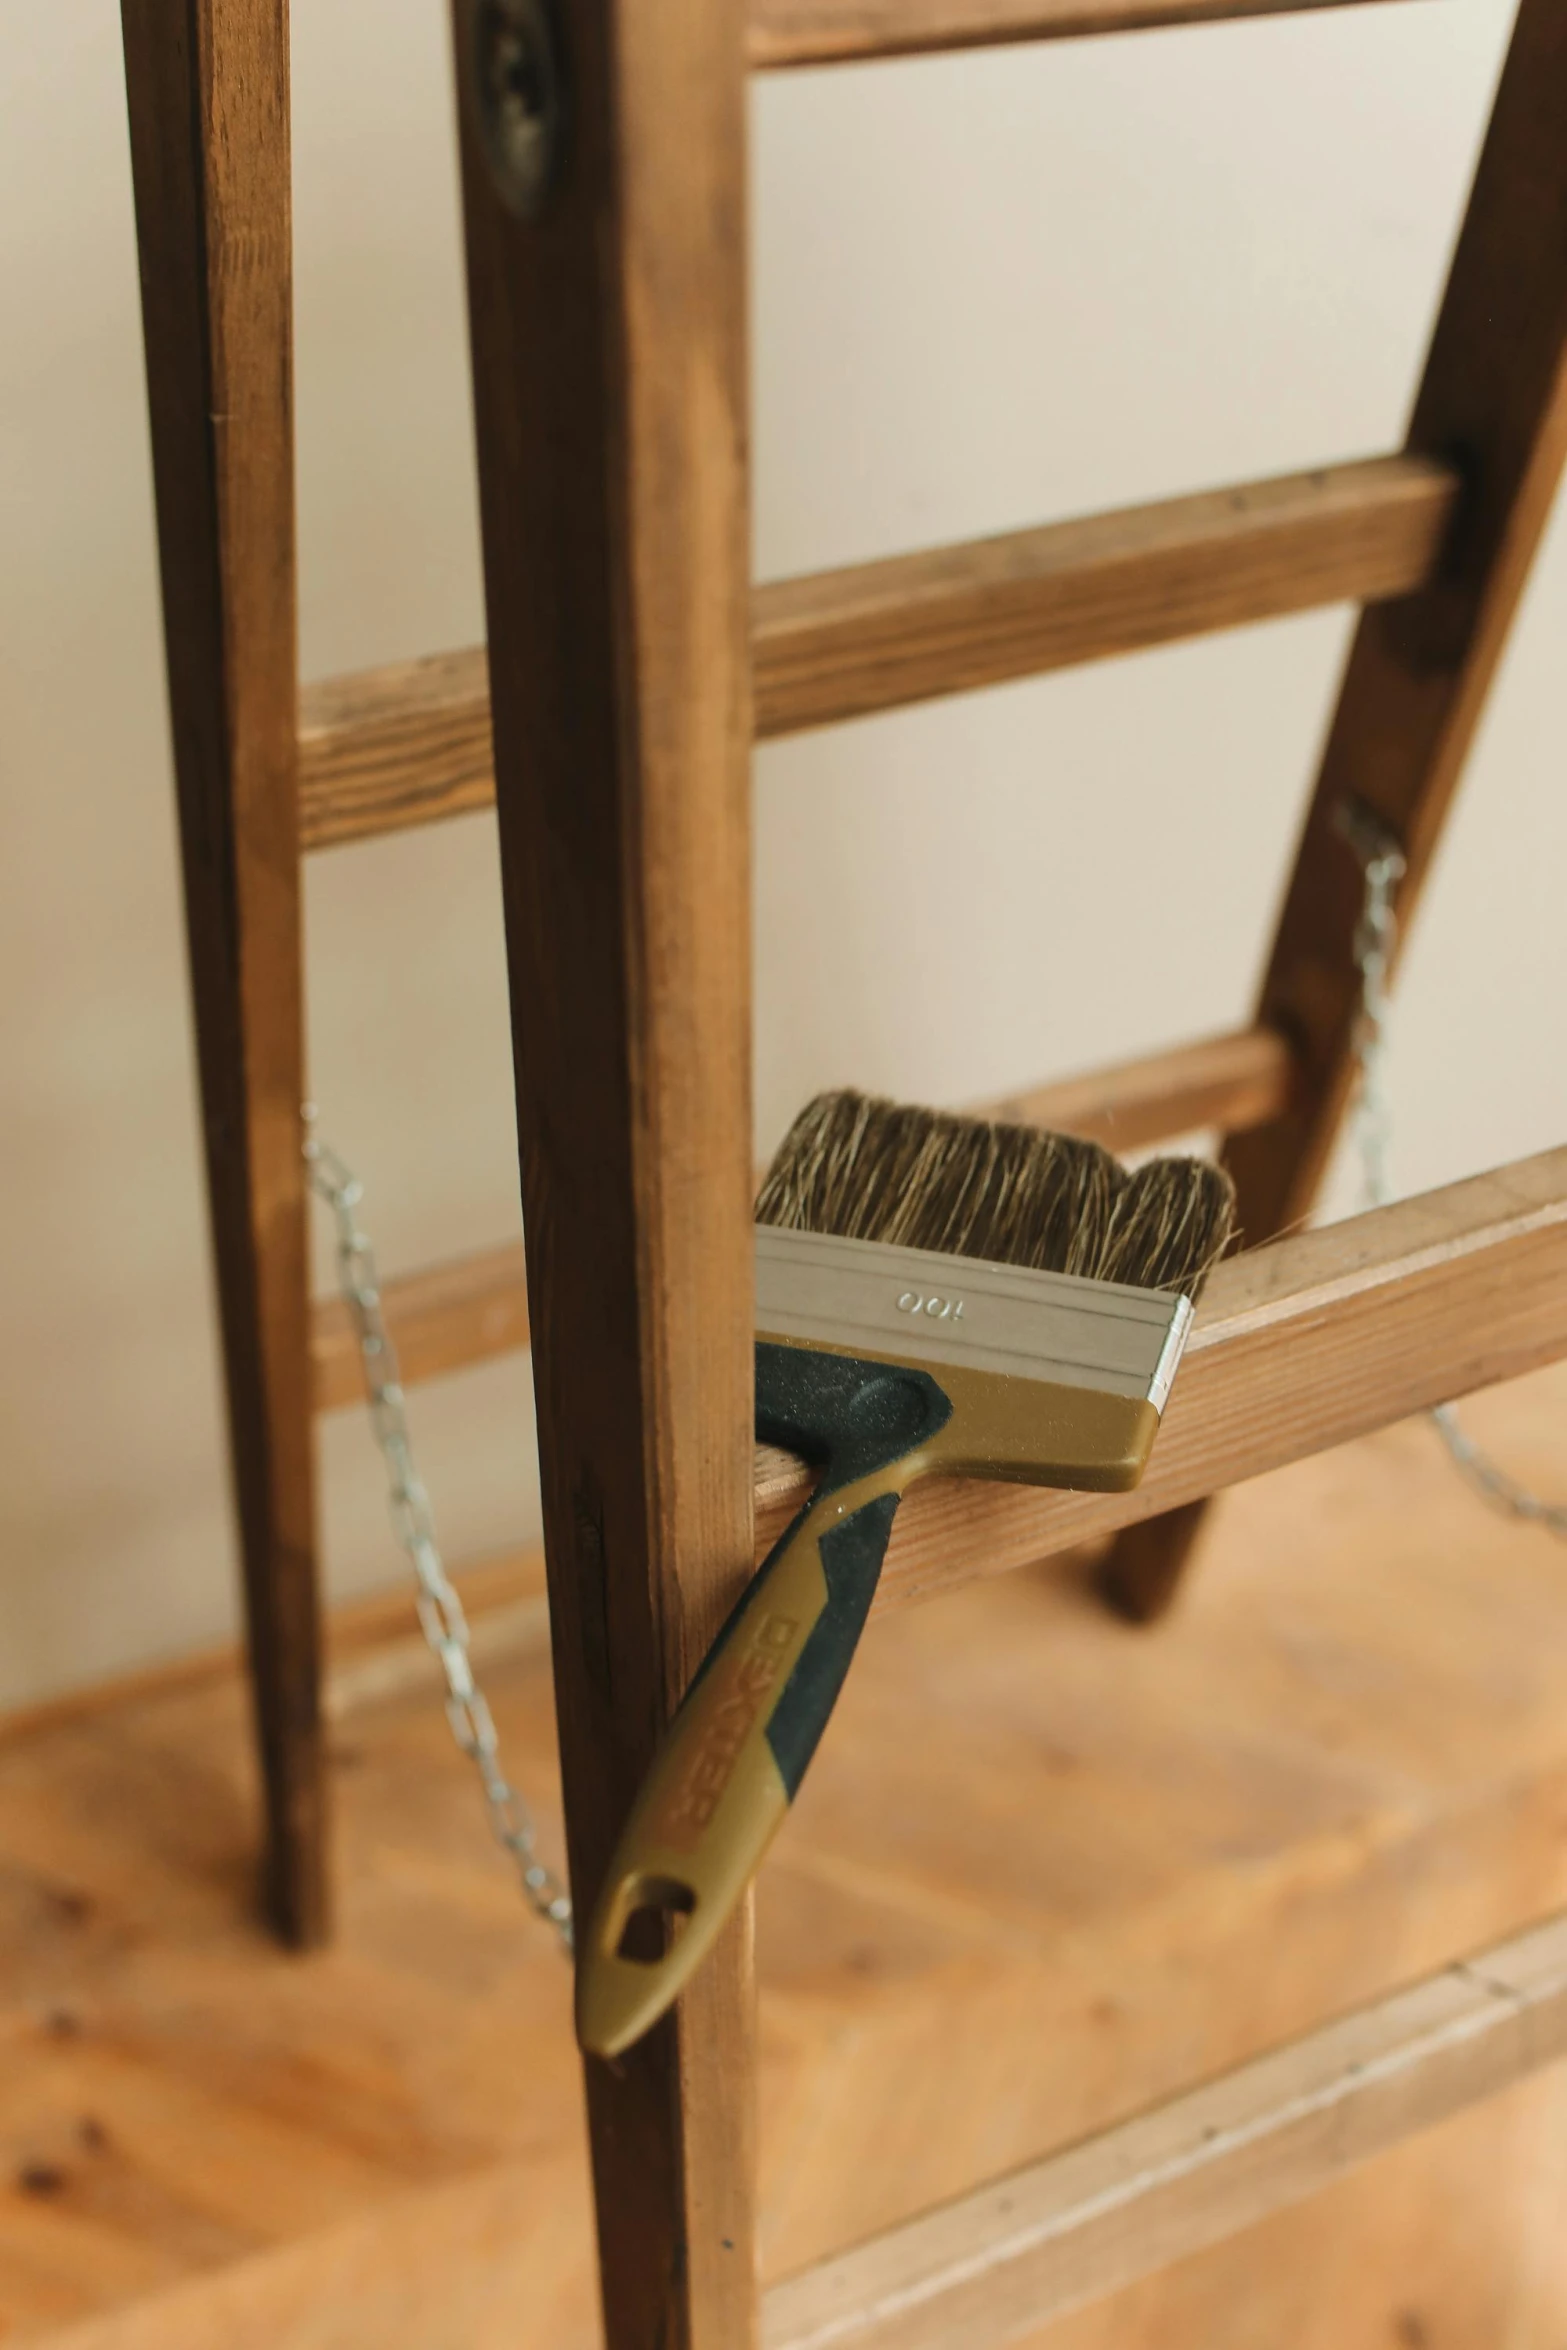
[120,0,325,1942]
[763,1909,1567,2350]
[329,1145,1567,1665]
[1106,0,1567,1621]
[448,1,759,2344]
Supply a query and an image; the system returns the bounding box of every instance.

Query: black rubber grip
[765,1491,900,1796]
[755,1341,952,1493]
[748,1342,954,1796]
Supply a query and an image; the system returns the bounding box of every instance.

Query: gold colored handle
[573,1334,1162,2058]
[576,1462,909,2058]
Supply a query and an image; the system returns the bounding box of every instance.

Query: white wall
[1,0,1562,1707]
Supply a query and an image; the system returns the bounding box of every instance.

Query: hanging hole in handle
[612,1874,698,1965]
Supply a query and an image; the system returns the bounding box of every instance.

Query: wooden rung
[755,453,1454,734]
[326,1546,550,1719]
[763,1141,1567,1606]
[299,648,494,854]
[313,1238,529,1412]
[747,0,1414,69]
[310,1025,1293,1408]
[298,455,1457,853]
[318,1120,1567,1617]
[977,1018,1290,1149]
[762,1908,1567,2349]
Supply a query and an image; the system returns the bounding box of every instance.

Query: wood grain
[751,454,1456,739]
[1108,0,1567,1620]
[120,0,325,1944]
[310,1025,1293,1410]
[754,1145,1567,1602]
[312,1240,531,1412]
[746,0,1413,68]
[763,1912,1567,2349]
[320,1146,1567,1609]
[299,647,493,850]
[297,457,1455,852]
[978,1020,1292,1151]
[9,1366,1567,2345]
[1229,4,1567,1255]
[449,0,758,2338]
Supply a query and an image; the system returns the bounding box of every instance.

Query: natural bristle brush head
[754,1089,1236,1299]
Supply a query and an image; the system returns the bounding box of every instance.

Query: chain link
[1337,802,1567,1542]
[303,1113,574,1950]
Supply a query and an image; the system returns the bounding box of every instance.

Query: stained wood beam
[449,0,758,2335]
[121,0,325,1945]
[298,455,1456,852]
[754,453,1455,736]
[762,1909,1567,2350]
[753,1144,1567,1601]
[1108,0,1567,1621]
[311,1025,1294,1409]
[1227,9,1567,1251]
[314,1133,1567,1619]
[985,1021,1292,1151]
[746,0,1414,69]
[299,647,493,851]
[313,1237,530,1410]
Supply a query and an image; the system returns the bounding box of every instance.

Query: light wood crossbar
[299,454,1456,853]
[756,1143,1567,1603]
[121,0,324,1946]
[316,1142,1567,1615]
[311,1023,1294,1409]
[748,0,1415,67]
[299,648,493,852]
[762,1909,1567,2350]
[753,453,1454,734]
[313,1237,529,1412]
[1107,0,1567,1621]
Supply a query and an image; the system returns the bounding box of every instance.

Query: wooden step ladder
[120,0,1567,2342]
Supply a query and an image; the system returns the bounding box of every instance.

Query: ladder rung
[298,454,1457,854]
[310,1024,1293,1409]
[756,452,1454,734]
[764,1140,1567,1606]
[983,1021,1290,1148]
[319,1107,1567,1606]
[763,1905,1567,2349]
[748,0,1413,68]
[299,647,493,854]
[313,1238,529,1413]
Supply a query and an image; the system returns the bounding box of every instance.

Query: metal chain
[1338,804,1567,1541]
[303,1112,574,1949]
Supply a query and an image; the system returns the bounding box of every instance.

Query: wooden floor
[6,1367,1567,2347]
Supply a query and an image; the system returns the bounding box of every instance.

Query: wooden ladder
[120,0,1567,2342]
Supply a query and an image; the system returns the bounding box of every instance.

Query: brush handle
[574,1344,954,2058]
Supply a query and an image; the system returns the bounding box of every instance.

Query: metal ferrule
[755,1224,1193,1416]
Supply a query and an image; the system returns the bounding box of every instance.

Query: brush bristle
[755,1091,1236,1298]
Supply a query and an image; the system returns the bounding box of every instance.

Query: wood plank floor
[5,1367,1567,2346]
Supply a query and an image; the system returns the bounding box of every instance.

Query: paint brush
[576,1090,1235,2055]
